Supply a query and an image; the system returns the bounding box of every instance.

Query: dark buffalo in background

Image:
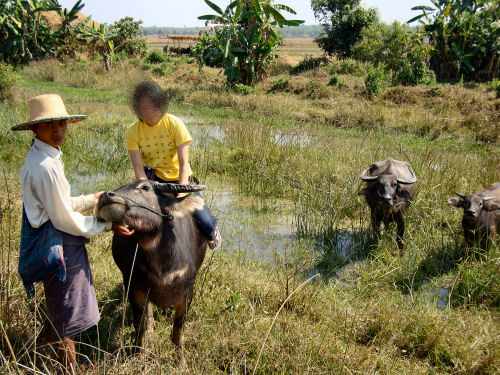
[447,182,500,249]
[358,157,417,251]
[95,180,208,365]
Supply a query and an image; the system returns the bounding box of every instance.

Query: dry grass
[0,54,499,374]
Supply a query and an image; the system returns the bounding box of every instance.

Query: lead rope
[112,192,173,221]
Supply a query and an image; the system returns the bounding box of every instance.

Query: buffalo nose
[107,191,116,197]
[465,209,476,217]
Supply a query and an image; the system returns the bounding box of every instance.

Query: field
[0,39,499,374]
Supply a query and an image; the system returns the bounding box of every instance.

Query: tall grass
[0,56,499,374]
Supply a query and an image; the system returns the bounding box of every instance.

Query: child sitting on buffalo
[125,80,221,250]
[13,94,133,373]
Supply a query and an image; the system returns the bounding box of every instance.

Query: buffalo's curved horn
[396,167,417,184]
[455,192,466,200]
[153,182,207,193]
[483,196,494,202]
[359,167,379,181]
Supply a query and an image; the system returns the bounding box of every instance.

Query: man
[12,94,133,373]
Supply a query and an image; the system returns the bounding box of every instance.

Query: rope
[112,192,173,221]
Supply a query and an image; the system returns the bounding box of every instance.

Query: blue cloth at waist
[18,207,66,298]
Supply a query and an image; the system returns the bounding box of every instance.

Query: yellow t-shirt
[125,114,193,181]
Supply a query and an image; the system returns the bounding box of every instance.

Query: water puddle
[203,182,297,261]
[421,280,450,309]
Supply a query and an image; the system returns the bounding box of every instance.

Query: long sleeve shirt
[21,138,111,238]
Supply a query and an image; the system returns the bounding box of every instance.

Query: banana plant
[409,0,499,80]
[197,0,304,85]
[80,23,118,71]
[0,0,60,64]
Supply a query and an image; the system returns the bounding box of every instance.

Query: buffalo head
[447,192,498,220]
[96,180,206,233]
[358,157,417,206]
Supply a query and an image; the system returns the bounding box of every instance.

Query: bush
[328,73,348,87]
[291,56,328,74]
[145,50,167,64]
[152,62,170,76]
[365,66,389,98]
[0,63,17,101]
[271,75,290,91]
[392,60,436,86]
[488,78,500,98]
[233,84,255,95]
[329,58,371,77]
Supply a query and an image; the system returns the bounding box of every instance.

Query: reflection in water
[205,186,296,261]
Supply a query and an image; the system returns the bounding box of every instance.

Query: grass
[0,52,499,374]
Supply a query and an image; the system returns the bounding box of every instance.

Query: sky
[58,0,428,27]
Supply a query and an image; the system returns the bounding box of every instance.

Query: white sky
[58,0,429,27]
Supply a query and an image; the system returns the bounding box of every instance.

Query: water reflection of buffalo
[447,182,500,249]
[358,157,417,251]
[96,180,208,365]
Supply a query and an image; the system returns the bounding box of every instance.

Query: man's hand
[111,223,135,236]
[93,191,104,204]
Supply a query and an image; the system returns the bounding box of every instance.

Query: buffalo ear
[358,187,370,196]
[397,185,413,200]
[447,197,464,208]
[484,199,500,211]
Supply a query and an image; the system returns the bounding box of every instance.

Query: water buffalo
[447,182,500,249]
[358,157,417,251]
[95,180,208,365]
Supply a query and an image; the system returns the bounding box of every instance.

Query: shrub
[392,60,436,86]
[152,62,170,76]
[233,84,255,95]
[291,56,328,74]
[328,73,348,87]
[271,75,290,91]
[0,63,17,101]
[365,66,389,98]
[488,78,500,98]
[145,50,167,64]
[329,58,371,77]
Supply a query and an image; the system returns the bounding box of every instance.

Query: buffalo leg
[371,210,382,243]
[172,291,192,366]
[130,289,152,351]
[396,218,405,252]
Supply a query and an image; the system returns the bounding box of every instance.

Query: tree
[80,23,118,71]
[112,17,148,57]
[409,0,499,81]
[54,0,88,58]
[311,0,378,58]
[0,0,60,64]
[197,0,304,85]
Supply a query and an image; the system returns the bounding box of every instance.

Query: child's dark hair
[132,81,168,118]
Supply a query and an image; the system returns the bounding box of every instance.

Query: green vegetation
[196,0,304,85]
[0,39,499,374]
[312,0,378,58]
[409,0,499,81]
[0,62,17,101]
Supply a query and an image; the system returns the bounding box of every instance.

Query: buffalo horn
[153,182,207,193]
[455,192,466,200]
[359,167,379,181]
[396,167,417,184]
[483,196,494,202]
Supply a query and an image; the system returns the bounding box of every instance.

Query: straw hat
[11,94,87,131]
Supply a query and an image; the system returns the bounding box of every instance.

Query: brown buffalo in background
[359,157,417,251]
[447,182,500,249]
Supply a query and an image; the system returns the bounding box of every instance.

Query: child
[125,80,221,249]
[12,94,133,373]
